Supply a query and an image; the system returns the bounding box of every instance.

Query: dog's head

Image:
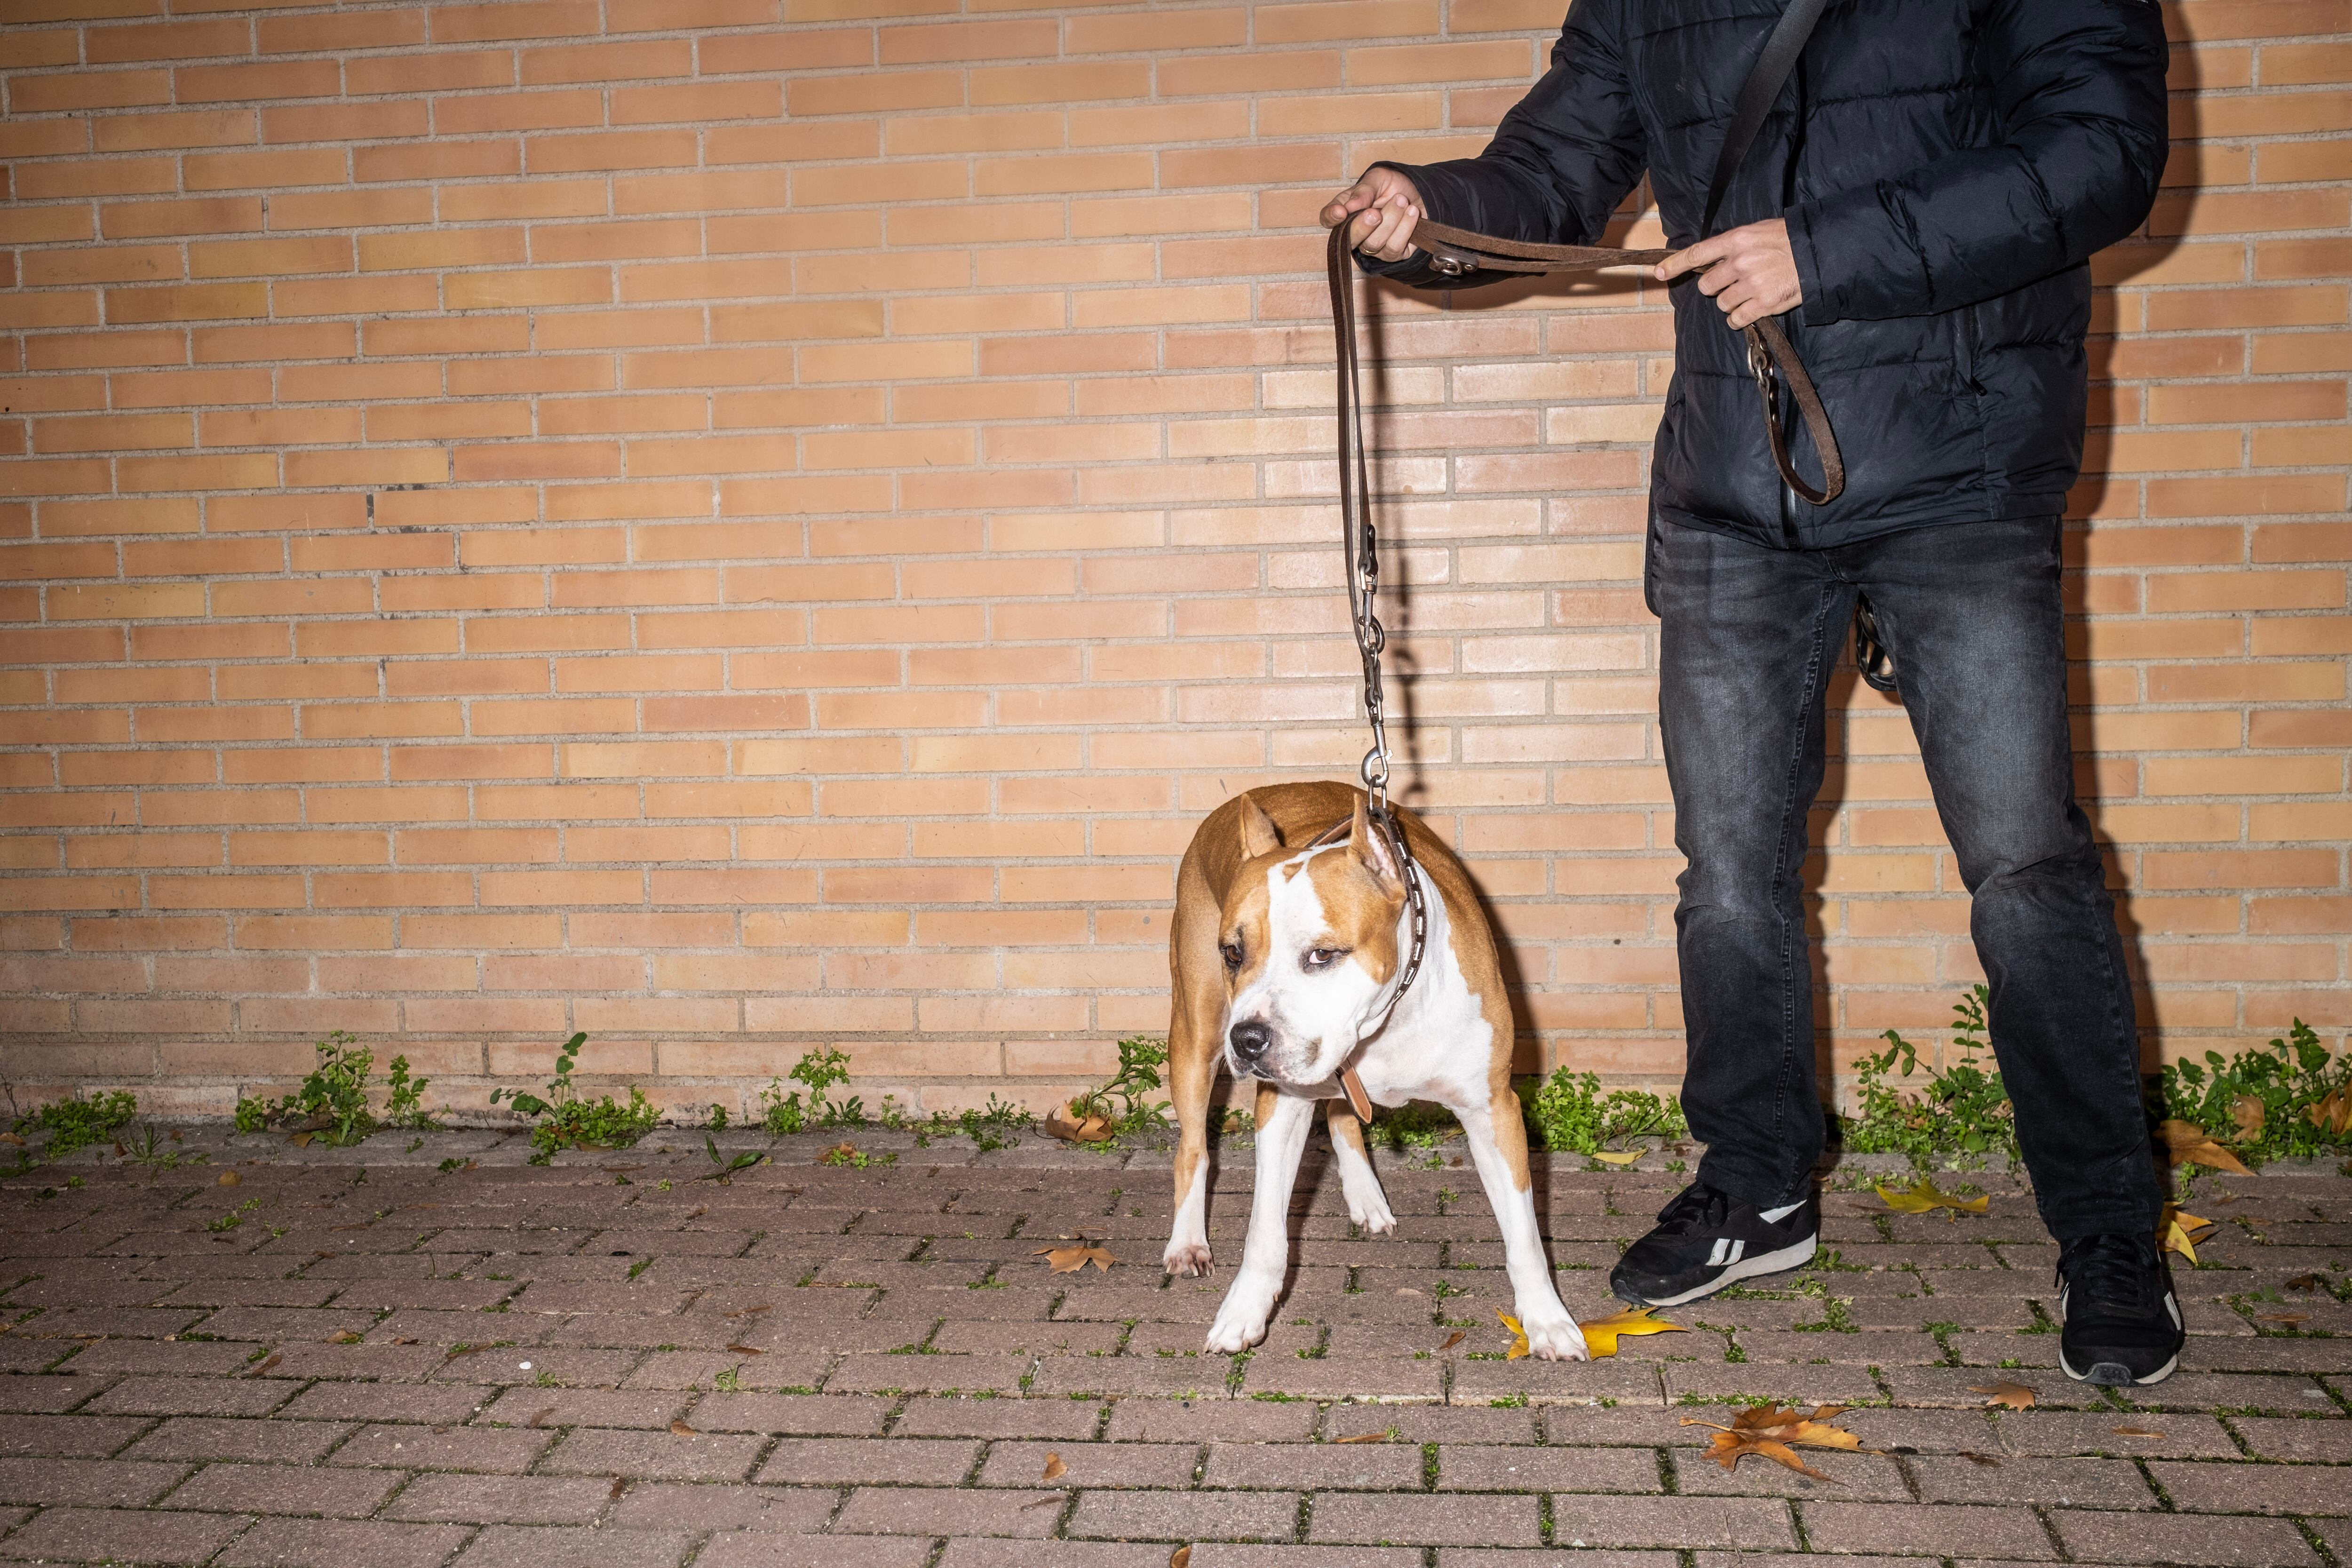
[1217,791,1408,1086]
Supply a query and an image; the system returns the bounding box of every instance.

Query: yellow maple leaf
[1876,1177,1989,1218]
[1496,1307,1529,1361]
[2159,1203,2215,1266]
[1576,1305,1688,1359]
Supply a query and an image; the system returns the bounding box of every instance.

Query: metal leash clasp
[1748,330,1778,423]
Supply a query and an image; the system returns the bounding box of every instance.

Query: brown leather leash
[1330,218,1844,506]
[1317,200,1846,1124]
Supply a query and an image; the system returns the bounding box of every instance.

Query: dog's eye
[1220,942,1244,971]
[1303,947,1344,970]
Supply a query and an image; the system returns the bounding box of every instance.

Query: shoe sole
[2059,1347,2178,1388]
[1613,1233,1819,1308]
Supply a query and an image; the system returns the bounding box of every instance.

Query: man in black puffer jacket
[1327,0,2181,1385]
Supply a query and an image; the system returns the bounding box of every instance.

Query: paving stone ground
[3,1122,2348,1567]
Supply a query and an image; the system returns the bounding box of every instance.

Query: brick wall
[2,0,2346,1121]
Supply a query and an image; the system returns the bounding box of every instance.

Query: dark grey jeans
[1648,513,2164,1243]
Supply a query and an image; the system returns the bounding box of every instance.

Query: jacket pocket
[1951,304,1983,396]
[1643,504,1662,619]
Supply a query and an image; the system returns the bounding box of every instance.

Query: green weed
[758,1046,860,1134]
[1521,1068,1687,1156]
[2160,1020,2352,1163]
[1841,986,2016,1166]
[1067,1035,1172,1136]
[490,1033,661,1166]
[233,1034,432,1146]
[21,1089,138,1159]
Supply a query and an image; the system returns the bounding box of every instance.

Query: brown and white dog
[1161,780,1589,1361]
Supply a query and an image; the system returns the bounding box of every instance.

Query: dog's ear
[1347,793,1404,890]
[1237,793,1284,860]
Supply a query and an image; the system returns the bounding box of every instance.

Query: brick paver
[1,1134,2346,1568]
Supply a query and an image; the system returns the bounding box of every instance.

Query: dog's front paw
[1203,1295,1272,1353]
[1346,1188,1397,1236]
[1163,1241,1214,1278]
[1517,1306,1589,1362]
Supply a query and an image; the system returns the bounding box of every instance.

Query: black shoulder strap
[1698,0,1832,241]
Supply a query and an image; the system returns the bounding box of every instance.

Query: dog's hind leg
[1163,906,1225,1278]
[1204,1085,1314,1353]
[1324,1102,1395,1235]
[1163,1035,1216,1277]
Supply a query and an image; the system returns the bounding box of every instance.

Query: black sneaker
[1608,1183,1820,1307]
[2056,1231,2183,1387]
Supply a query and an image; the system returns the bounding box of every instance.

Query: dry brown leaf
[669,1417,697,1437]
[1170,1548,1192,1568]
[725,1343,765,1356]
[2305,1087,2352,1137]
[245,1352,282,1378]
[2157,1119,2251,1175]
[723,1303,773,1319]
[2256,1312,2309,1327]
[1956,1450,2002,1467]
[326,1330,363,1345]
[608,1477,626,1501]
[1041,1452,1067,1482]
[1577,1305,1688,1359]
[2160,1203,2217,1266]
[527,1407,556,1429]
[1438,1330,1466,1353]
[288,1131,314,1148]
[1679,1403,1861,1481]
[2230,1095,2267,1140]
[2111,1425,2166,1439]
[1971,1380,2036,1409]
[216,1170,240,1186]
[1496,1308,1529,1361]
[0,1132,22,1146]
[2286,1273,2328,1292]
[1035,1243,1115,1274]
[1044,1100,1117,1145]
[1876,1178,1989,1218]
[1332,1431,1388,1444]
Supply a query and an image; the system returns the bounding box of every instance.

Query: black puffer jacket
[1366,0,2169,548]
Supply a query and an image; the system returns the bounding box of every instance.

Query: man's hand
[1655,218,1802,330]
[1321,167,1425,263]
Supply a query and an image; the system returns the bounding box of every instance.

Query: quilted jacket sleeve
[1788,0,2169,324]
[1355,0,1647,290]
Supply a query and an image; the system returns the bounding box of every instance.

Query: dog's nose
[1228,1019,1272,1062]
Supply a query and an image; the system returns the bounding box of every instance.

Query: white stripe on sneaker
[1639,1232,1819,1308]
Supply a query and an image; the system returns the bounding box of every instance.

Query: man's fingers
[1654,235,1722,282]
[1359,199,1418,261]
[1320,175,1385,230]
